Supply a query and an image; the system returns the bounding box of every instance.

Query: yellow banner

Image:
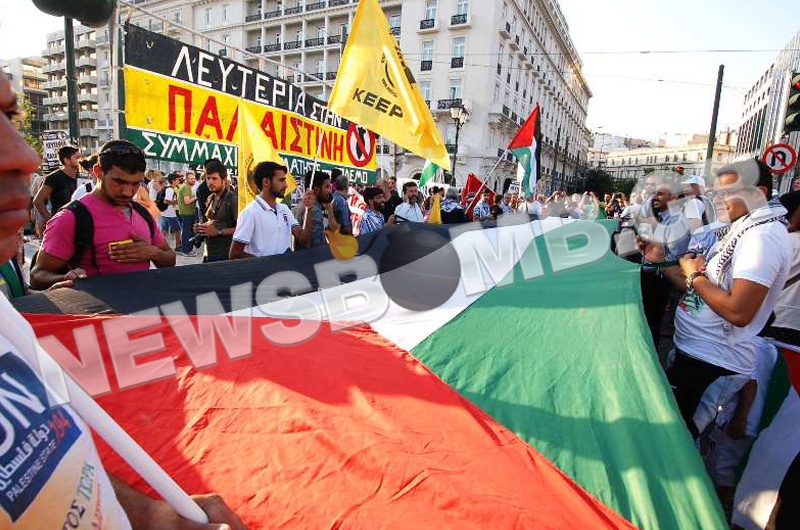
[124,66,377,171]
[328,0,450,170]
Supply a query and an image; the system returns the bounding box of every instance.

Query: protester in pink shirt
[31,140,176,290]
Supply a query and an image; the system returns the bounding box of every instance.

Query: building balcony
[390,26,400,36]
[325,71,337,81]
[450,57,464,68]
[436,98,462,111]
[509,35,519,51]
[42,45,65,58]
[77,93,98,103]
[418,19,437,32]
[80,128,100,138]
[264,9,281,20]
[43,96,68,106]
[42,62,66,74]
[95,33,110,45]
[306,1,326,11]
[421,60,432,71]
[327,34,341,45]
[79,110,98,120]
[43,79,66,90]
[44,112,67,121]
[449,13,470,27]
[499,21,511,39]
[329,0,349,6]
[78,75,97,86]
[305,37,325,48]
[96,120,113,128]
[75,36,95,50]
[284,6,303,15]
[264,43,281,52]
[246,45,262,53]
[245,12,262,22]
[284,41,301,51]
[76,57,97,69]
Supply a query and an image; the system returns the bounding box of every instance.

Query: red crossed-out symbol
[761,143,797,174]
[346,124,375,168]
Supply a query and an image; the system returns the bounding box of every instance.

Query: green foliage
[17,96,42,158]
[580,168,615,197]
[618,178,638,197]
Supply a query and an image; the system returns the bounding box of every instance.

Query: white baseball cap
[681,175,705,187]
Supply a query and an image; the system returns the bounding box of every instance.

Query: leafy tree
[16,96,42,157]
[580,168,615,197]
[618,178,638,197]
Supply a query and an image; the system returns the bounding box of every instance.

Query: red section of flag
[782,348,800,396]
[25,312,636,529]
[508,105,541,150]
[460,173,495,220]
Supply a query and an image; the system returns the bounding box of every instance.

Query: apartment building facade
[0,57,48,137]
[96,0,592,189]
[41,24,116,152]
[736,30,800,161]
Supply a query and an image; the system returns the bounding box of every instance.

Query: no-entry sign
[346,124,376,168]
[761,143,797,174]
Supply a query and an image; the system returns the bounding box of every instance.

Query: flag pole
[484,149,509,188]
[35,345,209,524]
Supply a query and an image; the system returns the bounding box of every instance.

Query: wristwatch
[686,271,705,292]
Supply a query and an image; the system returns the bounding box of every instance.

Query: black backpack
[155,187,168,212]
[31,200,156,276]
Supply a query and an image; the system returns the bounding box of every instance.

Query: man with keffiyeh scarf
[668,159,792,438]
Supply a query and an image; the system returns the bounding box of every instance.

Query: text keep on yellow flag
[328,0,450,170]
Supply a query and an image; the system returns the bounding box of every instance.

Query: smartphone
[108,239,134,252]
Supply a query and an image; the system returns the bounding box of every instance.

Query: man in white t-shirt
[0,69,244,529]
[230,161,309,259]
[671,159,792,437]
[391,181,424,223]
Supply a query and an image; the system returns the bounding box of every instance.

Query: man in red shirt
[31,140,176,290]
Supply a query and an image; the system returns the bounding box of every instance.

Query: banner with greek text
[123,24,377,185]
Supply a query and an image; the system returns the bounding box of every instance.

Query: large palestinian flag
[15,218,727,529]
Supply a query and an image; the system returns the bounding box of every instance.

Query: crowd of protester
[3,102,800,527]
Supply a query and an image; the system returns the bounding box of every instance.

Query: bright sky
[558,0,799,140]
[2,0,798,141]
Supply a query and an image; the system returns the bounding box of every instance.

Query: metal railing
[450,13,468,25]
[264,9,281,19]
[437,98,462,110]
[325,71,337,80]
[306,1,326,11]
[390,26,400,36]
[327,34,341,44]
[245,45,262,53]
[245,13,262,22]
[284,40,301,50]
[285,6,303,15]
[421,60,432,71]
[305,37,325,47]
[451,57,464,68]
[264,43,281,52]
[419,19,435,30]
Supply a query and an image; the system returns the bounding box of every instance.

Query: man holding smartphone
[31,140,176,290]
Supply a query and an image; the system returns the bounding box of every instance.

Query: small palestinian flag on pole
[419,160,440,187]
[509,105,542,198]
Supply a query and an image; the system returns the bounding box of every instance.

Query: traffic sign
[761,143,797,174]
[346,123,375,168]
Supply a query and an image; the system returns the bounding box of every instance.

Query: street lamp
[450,104,470,186]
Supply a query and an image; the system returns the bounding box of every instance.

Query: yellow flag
[328,0,450,170]
[427,194,442,225]
[237,104,297,214]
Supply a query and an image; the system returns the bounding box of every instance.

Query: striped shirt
[360,209,385,235]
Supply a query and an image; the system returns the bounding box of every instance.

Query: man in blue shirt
[331,171,353,236]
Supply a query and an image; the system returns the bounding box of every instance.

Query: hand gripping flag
[237,105,297,213]
[328,0,450,170]
[508,105,542,198]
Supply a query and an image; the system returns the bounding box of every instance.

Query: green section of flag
[419,160,440,187]
[411,222,727,530]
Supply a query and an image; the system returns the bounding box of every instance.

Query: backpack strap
[130,201,156,240]
[63,200,100,276]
